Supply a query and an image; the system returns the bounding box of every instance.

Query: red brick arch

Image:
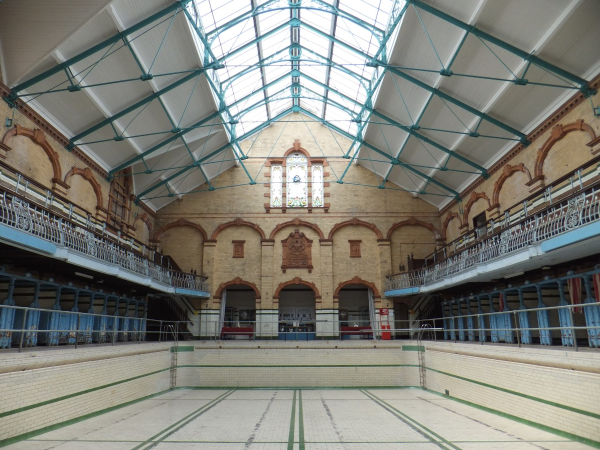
[1,125,63,184]
[214,277,261,299]
[334,276,380,299]
[441,212,462,240]
[211,218,266,240]
[328,218,383,240]
[534,119,596,180]
[273,277,321,299]
[269,217,324,240]
[462,191,491,227]
[132,213,152,232]
[64,167,104,210]
[491,163,532,208]
[386,217,441,240]
[153,218,208,242]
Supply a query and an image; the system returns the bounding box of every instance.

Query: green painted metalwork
[408,0,597,97]
[3,0,195,103]
[4,0,595,204]
[300,73,488,176]
[135,107,295,201]
[67,68,207,149]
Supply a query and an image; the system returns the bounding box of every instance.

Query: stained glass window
[312,165,324,208]
[287,153,308,208]
[270,165,283,207]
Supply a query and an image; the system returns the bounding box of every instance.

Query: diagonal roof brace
[67,68,206,149]
[408,0,596,97]
[136,106,295,202]
[107,72,294,178]
[298,107,460,198]
[3,0,194,104]
[300,21,530,145]
[301,73,488,177]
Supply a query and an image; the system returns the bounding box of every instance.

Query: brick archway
[334,276,380,299]
[273,277,321,299]
[462,192,491,227]
[1,126,65,189]
[211,218,266,241]
[328,218,383,240]
[153,218,208,242]
[213,277,261,299]
[132,213,152,233]
[441,212,462,241]
[64,167,104,210]
[269,217,325,240]
[534,119,596,180]
[491,163,532,208]
[386,217,441,240]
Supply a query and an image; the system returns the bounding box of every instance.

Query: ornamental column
[257,239,277,339]
[317,239,336,339]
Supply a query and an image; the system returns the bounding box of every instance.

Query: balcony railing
[386,164,600,292]
[0,186,208,293]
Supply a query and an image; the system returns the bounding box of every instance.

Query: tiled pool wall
[0,341,599,447]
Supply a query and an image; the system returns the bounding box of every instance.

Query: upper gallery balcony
[385,160,600,297]
[0,163,209,298]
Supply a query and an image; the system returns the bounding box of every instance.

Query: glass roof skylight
[192,0,397,139]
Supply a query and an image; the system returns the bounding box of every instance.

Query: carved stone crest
[281,229,313,272]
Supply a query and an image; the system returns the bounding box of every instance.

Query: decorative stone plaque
[281,229,313,272]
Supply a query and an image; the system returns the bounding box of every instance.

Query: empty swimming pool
[4,389,594,449]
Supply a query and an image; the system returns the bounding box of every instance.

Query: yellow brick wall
[156,114,441,309]
[159,226,205,273]
[443,90,600,242]
[389,226,437,273]
[0,96,156,246]
[0,98,110,214]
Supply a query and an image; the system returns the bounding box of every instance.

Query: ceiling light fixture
[75,272,94,279]
[504,271,524,279]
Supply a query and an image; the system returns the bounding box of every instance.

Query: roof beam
[322,0,340,120]
[300,20,529,143]
[301,73,488,176]
[108,72,292,176]
[206,0,384,44]
[408,0,596,97]
[3,0,194,103]
[136,106,295,201]
[250,0,271,120]
[66,68,205,149]
[298,107,459,198]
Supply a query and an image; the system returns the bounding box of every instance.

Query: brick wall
[155,114,442,312]
[0,92,156,246]
[441,88,600,242]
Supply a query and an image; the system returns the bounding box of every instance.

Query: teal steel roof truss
[2,0,595,205]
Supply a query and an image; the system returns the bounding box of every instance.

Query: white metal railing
[386,184,600,291]
[0,189,208,292]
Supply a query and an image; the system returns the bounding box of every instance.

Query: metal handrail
[386,181,600,291]
[419,158,600,267]
[0,187,208,291]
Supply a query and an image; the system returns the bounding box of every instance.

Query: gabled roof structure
[2,0,599,211]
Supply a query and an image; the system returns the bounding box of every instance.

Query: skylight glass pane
[302,9,332,35]
[192,0,401,162]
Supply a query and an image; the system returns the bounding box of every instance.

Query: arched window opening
[270,152,324,209]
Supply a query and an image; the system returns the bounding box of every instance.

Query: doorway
[219,285,257,340]
[338,284,374,340]
[278,284,316,340]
